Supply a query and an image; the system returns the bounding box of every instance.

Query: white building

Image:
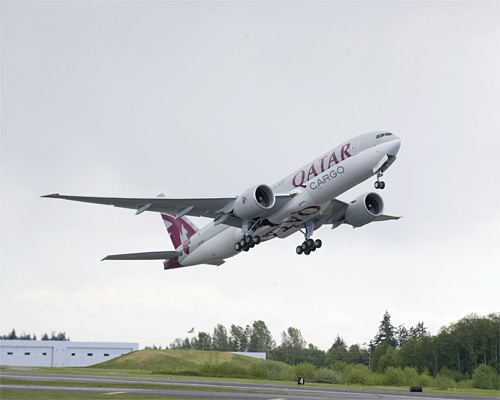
[0,340,138,367]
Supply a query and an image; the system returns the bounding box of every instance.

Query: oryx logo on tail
[161,213,198,254]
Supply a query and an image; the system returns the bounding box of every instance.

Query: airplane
[42,131,401,270]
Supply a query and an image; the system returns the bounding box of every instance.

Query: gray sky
[1,1,499,350]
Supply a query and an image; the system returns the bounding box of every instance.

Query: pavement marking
[105,392,127,395]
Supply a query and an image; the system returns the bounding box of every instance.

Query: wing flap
[102,251,178,261]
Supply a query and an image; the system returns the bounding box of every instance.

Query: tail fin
[161,213,199,250]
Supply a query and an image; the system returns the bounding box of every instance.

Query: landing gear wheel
[306,238,314,248]
[301,242,308,251]
[304,249,311,255]
[240,238,246,248]
[296,246,303,255]
[249,242,255,248]
[253,235,261,245]
[243,245,250,252]
[374,181,380,189]
[314,239,322,248]
[235,242,242,251]
[245,235,253,245]
[379,181,386,189]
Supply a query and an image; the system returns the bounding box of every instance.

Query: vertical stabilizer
[161,213,199,251]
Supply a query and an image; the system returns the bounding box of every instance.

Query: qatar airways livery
[43,131,401,270]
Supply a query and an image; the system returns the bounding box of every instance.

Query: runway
[1,372,495,400]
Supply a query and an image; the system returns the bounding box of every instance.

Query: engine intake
[345,192,384,227]
[233,184,275,219]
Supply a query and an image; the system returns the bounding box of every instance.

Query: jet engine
[233,184,275,219]
[344,192,384,228]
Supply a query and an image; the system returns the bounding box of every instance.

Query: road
[1,372,495,400]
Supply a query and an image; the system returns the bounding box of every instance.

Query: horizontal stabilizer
[102,251,178,261]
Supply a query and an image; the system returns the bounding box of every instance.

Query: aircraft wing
[103,251,178,261]
[42,193,292,225]
[320,199,401,228]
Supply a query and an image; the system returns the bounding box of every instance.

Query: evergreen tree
[373,311,397,348]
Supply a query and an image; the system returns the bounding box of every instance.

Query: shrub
[403,367,419,386]
[473,364,499,390]
[344,364,372,385]
[433,375,457,390]
[416,370,433,387]
[198,362,247,378]
[293,362,316,381]
[315,368,343,384]
[383,367,405,386]
[263,362,294,381]
[156,368,199,376]
[439,367,464,383]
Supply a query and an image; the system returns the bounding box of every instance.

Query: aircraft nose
[388,136,401,156]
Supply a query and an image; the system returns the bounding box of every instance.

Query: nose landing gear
[374,170,386,189]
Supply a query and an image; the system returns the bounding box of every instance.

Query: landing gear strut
[296,220,323,256]
[374,170,386,189]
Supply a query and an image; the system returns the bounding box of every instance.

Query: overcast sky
[1,1,499,350]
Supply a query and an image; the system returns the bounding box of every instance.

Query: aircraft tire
[253,235,261,245]
[243,246,250,252]
[301,242,308,251]
[315,239,322,248]
[249,242,255,248]
[296,246,303,255]
[240,238,246,247]
[306,238,315,248]
[304,249,311,255]
[245,235,253,245]
[235,243,241,251]
[380,181,386,189]
[374,181,380,189]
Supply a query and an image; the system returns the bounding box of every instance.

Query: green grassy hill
[94,349,292,380]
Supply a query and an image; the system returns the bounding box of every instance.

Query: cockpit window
[376,132,393,139]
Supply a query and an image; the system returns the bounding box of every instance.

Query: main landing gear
[234,235,261,252]
[296,220,322,256]
[296,238,322,255]
[374,170,386,189]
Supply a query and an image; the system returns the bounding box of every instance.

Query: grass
[0,392,217,400]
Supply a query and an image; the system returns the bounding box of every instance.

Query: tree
[229,324,249,352]
[326,335,348,365]
[279,327,307,365]
[345,344,369,365]
[212,324,229,351]
[373,311,397,348]
[248,320,275,352]
[409,322,429,339]
[193,332,212,351]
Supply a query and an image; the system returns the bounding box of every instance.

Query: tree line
[0,329,69,341]
[166,311,499,383]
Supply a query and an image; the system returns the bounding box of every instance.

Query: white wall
[0,340,138,367]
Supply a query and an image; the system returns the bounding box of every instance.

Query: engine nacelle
[233,184,275,219]
[345,192,384,228]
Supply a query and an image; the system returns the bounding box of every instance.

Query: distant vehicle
[43,131,401,270]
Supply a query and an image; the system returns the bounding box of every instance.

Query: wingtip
[41,193,60,198]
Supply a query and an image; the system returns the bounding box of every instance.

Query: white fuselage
[179,132,401,266]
